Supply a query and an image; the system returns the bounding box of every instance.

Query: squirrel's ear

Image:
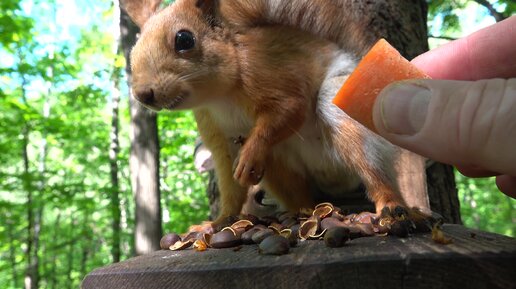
[195,0,221,27]
[120,0,163,28]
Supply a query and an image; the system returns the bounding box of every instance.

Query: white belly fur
[208,51,393,197]
[274,51,363,196]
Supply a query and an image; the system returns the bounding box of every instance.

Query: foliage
[0,0,513,288]
[456,173,515,237]
[428,0,515,37]
[159,111,209,233]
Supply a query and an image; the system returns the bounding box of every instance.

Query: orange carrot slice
[332,38,430,133]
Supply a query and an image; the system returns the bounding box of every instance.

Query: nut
[210,229,241,248]
[324,227,350,248]
[252,228,275,244]
[320,217,345,231]
[431,223,452,245]
[259,235,290,255]
[242,227,262,244]
[160,233,181,250]
[268,222,284,234]
[353,212,376,224]
[281,217,298,228]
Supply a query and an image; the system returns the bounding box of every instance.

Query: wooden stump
[82,225,516,289]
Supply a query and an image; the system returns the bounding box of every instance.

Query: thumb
[372,78,516,176]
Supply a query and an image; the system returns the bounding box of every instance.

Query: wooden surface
[82,225,516,289]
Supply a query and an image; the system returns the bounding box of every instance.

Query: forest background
[0,0,514,288]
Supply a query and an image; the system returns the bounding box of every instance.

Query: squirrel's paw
[233,144,266,186]
[377,205,442,236]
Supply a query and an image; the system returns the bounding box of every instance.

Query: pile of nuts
[160,202,442,255]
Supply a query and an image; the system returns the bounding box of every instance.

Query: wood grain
[82,225,516,289]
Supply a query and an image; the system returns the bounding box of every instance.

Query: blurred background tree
[0,0,514,288]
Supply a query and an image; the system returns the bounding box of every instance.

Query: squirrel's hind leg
[330,117,406,214]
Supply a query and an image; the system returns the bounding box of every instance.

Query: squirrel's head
[122,0,239,111]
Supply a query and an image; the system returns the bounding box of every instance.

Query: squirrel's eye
[175,30,195,52]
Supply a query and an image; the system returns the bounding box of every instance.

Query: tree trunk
[80,212,91,279]
[49,212,61,289]
[109,67,122,262]
[19,51,40,289]
[427,163,462,223]
[119,4,162,255]
[206,171,220,220]
[66,213,76,289]
[6,212,19,288]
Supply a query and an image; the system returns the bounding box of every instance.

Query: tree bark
[119,4,162,255]
[66,213,76,289]
[80,213,91,280]
[6,212,19,288]
[49,212,61,289]
[109,66,122,262]
[19,50,40,289]
[427,163,462,223]
[206,171,220,220]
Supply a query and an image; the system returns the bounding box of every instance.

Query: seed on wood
[210,230,242,248]
[431,224,452,245]
[160,233,181,250]
[324,227,350,248]
[252,228,275,244]
[242,227,262,244]
[321,217,345,231]
[259,235,290,255]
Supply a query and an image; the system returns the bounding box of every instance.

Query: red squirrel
[122,0,413,224]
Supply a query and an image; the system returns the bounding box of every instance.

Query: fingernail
[379,83,431,135]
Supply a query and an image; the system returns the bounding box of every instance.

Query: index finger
[411,16,516,80]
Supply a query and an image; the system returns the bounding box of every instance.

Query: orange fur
[219,0,374,56]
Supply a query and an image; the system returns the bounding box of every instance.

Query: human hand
[372,16,516,198]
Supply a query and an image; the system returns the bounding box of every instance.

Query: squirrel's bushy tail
[220,0,373,54]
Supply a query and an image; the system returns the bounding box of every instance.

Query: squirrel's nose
[134,88,155,105]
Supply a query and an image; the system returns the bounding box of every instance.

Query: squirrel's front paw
[233,144,266,186]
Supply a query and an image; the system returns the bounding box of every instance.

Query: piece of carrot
[332,38,430,133]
